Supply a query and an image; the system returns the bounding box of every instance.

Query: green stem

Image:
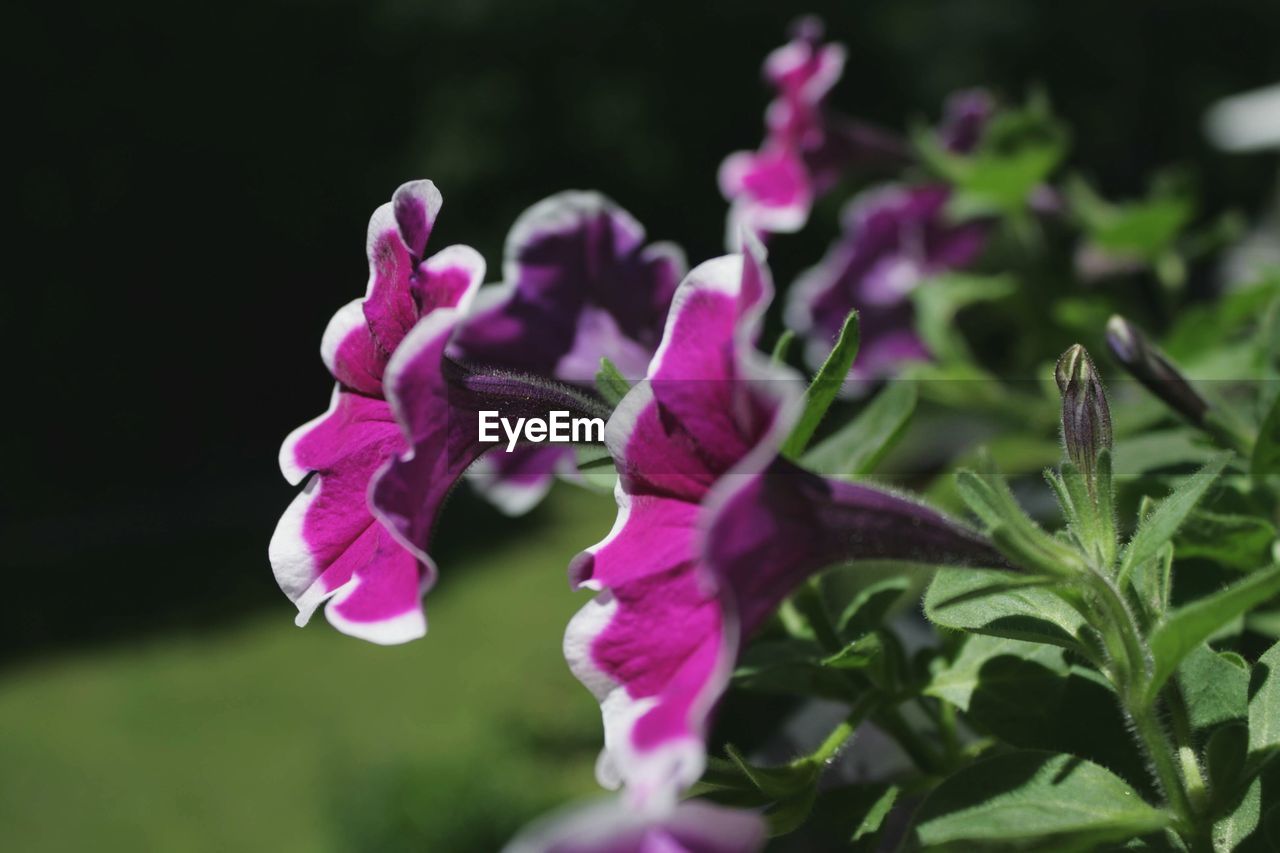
[1085,570,1198,837]
[874,705,945,776]
[1162,684,1210,815]
[1128,702,1197,836]
[806,693,880,767]
[936,699,961,762]
[792,580,843,653]
[1088,571,1148,685]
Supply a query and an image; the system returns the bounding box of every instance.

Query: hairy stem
[804,693,880,767]
[874,704,945,776]
[1085,569,1198,837]
[1127,702,1197,837]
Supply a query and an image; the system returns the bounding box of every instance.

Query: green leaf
[1112,429,1217,477]
[733,639,861,702]
[801,382,916,478]
[781,310,860,459]
[925,568,1094,656]
[572,444,617,492]
[1163,273,1280,362]
[765,786,818,837]
[925,635,1068,711]
[1266,802,1280,850]
[917,103,1068,218]
[1213,773,1261,853]
[1177,645,1248,739]
[911,273,1017,362]
[851,785,899,843]
[954,467,1083,577]
[1246,610,1280,639]
[724,743,820,801]
[1119,454,1231,582]
[1207,722,1250,799]
[923,634,1149,786]
[1067,176,1193,262]
[1130,542,1174,620]
[1175,511,1277,572]
[700,749,822,838]
[835,576,913,637]
[910,751,1169,850]
[1253,393,1280,479]
[770,329,796,364]
[1248,640,1280,762]
[1147,565,1280,699]
[821,634,883,671]
[594,357,631,408]
[986,664,1150,790]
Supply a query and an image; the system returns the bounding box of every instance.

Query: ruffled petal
[369,293,484,571]
[719,148,813,240]
[504,798,766,853]
[448,192,683,515]
[323,527,429,644]
[466,445,574,517]
[325,181,446,394]
[567,240,802,805]
[763,17,846,109]
[273,181,482,643]
[719,18,907,245]
[454,191,684,382]
[269,391,427,641]
[563,502,727,803]
[568,236,1003,811]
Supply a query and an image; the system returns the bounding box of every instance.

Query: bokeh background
[8,0,1280,849]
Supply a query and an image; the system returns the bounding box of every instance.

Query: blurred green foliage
[0,490,612,852]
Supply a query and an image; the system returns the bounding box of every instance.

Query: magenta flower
[936,88,995,155]
[270,181,485,644]
[565,239,1000,806]
[452,192,685,514]
[505,798,765,853]
[367,327,610,604]
[719,18,907,244]
[785,184,988,380]
[783,89,995,381]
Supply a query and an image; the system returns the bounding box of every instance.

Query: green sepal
[594,357,632,408]
[1118,454,1231,585]
[782,309,860,459]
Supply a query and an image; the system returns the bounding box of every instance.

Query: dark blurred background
[5,1,1280,847]
[9,0,1280,659]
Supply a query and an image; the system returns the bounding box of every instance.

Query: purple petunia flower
[270,181,485,644]
[452,192,685,515]
[719,18,907,246]
[565,238,1001,807]
[786,184,988,381]
[273,184,677,644]
[936,88,995,156]
[783,88,994,382]
[366,315,611,617]
[504,798,766,853]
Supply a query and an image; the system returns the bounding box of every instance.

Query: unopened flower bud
[1056,344,1113,488]
[1105,315,1209,426]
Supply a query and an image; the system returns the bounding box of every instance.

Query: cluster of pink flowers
[272,20,1006,852]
